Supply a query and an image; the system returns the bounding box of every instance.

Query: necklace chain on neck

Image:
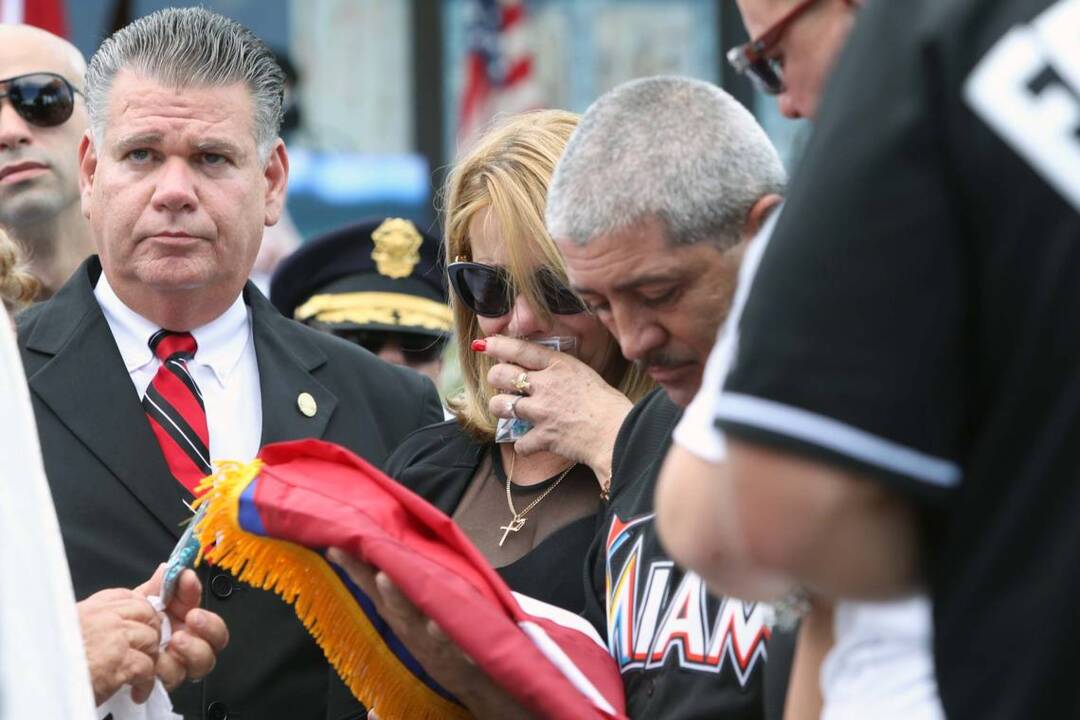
[498,452,575,547]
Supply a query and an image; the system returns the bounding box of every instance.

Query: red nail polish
[471,339,487,352]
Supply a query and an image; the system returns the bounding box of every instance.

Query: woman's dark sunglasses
[447,261,587,318]
[0,72,82,128]
[725,0,825,95]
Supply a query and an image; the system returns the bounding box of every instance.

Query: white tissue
[95,596,183,720]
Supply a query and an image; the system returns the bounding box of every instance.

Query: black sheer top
[385,420,600,613]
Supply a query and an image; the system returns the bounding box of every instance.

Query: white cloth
[97,683,181,720]
[96,598,181,720]
[0,305,96,719]
[672,209,944,719]
[0,308,181,719]
[821,598,944,720]
[94,274,263,463]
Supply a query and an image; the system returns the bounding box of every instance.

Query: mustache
[633,350,693,372]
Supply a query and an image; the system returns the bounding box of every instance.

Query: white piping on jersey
[714,392,962,488]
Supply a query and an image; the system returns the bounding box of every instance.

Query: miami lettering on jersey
[604,512,769,686]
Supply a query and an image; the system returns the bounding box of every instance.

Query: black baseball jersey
[715,1,1080,718]
[582,389,770,719]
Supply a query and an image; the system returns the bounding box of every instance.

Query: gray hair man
[545,76,787,718]
[0,25,95,297]
[18,7,442,719]
[548,76,785,406]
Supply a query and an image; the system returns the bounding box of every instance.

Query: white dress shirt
[94,275,263,465]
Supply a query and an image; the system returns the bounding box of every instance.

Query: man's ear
[77,131,96,221]
[743,193,784,241]
[263,139,289,227]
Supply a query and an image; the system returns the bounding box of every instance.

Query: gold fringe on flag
[192,461,470,720]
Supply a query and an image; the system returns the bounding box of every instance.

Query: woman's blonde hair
[0,229,39,313]
[443,109,654,439]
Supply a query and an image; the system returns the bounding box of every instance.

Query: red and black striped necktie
[143,330,212,494]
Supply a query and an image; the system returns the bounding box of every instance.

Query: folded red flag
[194,439,627,720]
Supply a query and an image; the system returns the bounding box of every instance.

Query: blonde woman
[385,110,652,613]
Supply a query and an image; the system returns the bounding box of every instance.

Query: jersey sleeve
[717,1,971,502]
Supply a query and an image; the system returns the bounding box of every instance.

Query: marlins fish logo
[605,513,769,686]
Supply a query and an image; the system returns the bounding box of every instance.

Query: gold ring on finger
[513,371,531,394]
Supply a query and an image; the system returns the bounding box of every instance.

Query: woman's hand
[481,335,633,484]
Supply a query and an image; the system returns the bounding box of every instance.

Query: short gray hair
[86,7,284,161]
[547,76,786,247]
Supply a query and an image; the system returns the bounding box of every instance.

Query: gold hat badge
[371,218,423,279]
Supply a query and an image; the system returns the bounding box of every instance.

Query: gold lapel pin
[297,392,317,417]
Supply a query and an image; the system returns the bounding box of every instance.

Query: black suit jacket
[17,258,444,720]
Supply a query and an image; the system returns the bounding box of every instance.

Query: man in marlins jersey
[545,76,788,719]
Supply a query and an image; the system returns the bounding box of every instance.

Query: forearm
[657,444,793,601]
[658,440,922,602]
[782,600,831,720]
[725,439,922,599]
[585,403,630,493]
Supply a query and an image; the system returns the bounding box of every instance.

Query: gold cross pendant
[498,516,526,547]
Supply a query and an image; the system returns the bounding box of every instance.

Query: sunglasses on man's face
[337,329,446,365]
[0,72,82,128]
[447,261,587,318]
[726,0,826,95]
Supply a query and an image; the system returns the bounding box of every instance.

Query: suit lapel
[247,285,339,447]
[23,261,191,539]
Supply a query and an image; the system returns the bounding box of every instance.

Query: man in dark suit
[17,8,442,720]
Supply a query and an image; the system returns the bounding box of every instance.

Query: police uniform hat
[270,218,451,339]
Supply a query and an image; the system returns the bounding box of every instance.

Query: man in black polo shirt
[656,1,1080,718]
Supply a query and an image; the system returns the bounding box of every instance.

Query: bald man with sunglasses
[0,25,95,298]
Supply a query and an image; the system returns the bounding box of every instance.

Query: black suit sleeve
[413,375,445,435]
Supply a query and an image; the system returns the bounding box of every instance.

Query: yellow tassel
[194,461,471,720]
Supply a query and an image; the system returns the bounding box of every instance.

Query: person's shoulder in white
[0,307,181,720]
[0,305,96,720]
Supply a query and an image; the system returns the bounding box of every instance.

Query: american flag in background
[0,0,67,36]
[457,0,542,150]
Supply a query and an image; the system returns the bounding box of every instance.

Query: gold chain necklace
[498,452,575,547]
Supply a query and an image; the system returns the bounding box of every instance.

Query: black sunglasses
[447,261,587,318]
[337,329,446,365]
[0,72,82,128]
[726,0,825,95]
